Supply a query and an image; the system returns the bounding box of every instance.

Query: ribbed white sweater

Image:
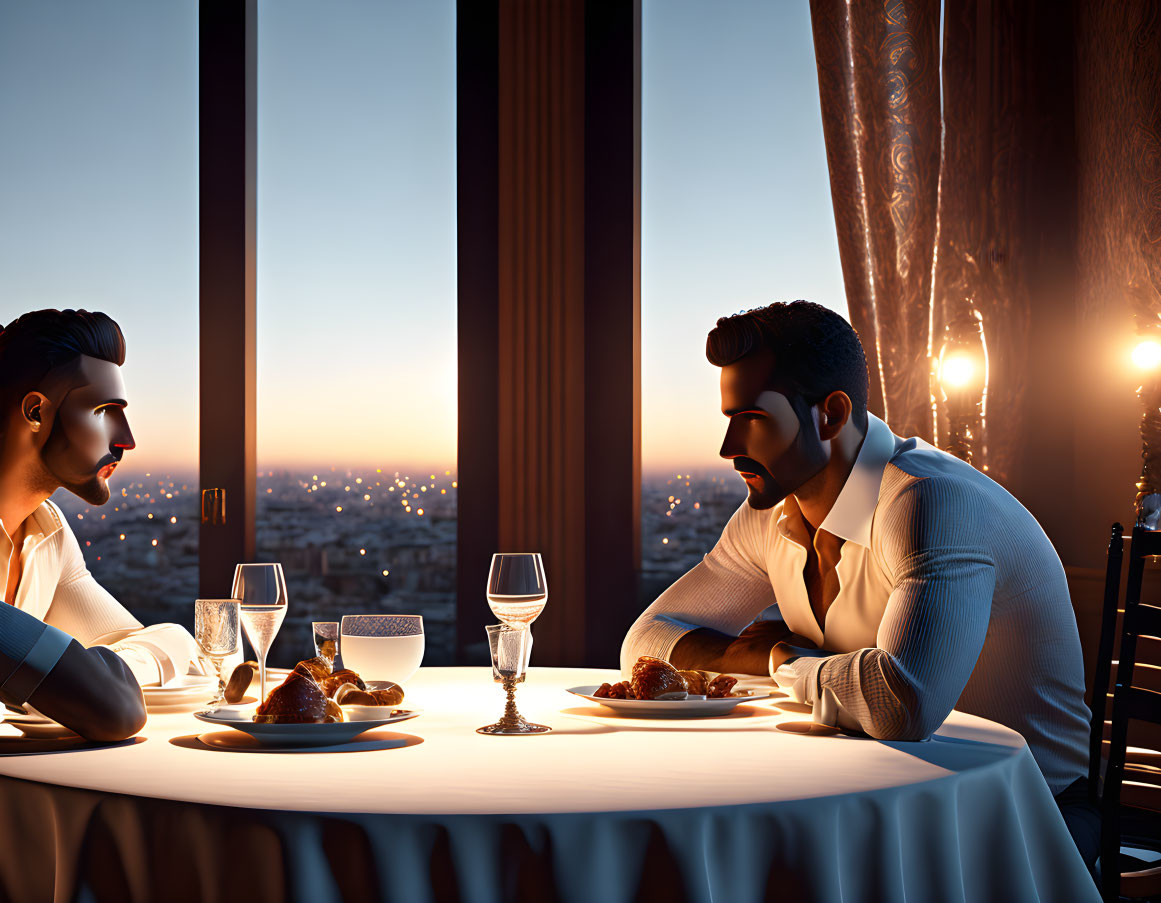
[0,500,200,696]
[623,415,1090,795]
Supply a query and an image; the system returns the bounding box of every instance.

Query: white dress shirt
[0,500,200,702]
[622,414,1090,795]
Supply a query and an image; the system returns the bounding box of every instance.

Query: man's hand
[670,618,818,675]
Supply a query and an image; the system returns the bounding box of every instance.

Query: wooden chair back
[1100,525,1161,901]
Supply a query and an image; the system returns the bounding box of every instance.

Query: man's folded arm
[0,602,146,742]
[50,530,201,686]
[778,477,996,740]
[621,502,776,674]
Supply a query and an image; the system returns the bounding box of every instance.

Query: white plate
[566,686,777,717]
[2,714,78,740]
[193,708,421,748]
[143,675,218,702]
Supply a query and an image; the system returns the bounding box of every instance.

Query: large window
[0,1,199,628]
[256,0,457,666]
[640,0,846,598]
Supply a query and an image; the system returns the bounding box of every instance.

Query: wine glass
[486,553,547,627]
[194,599,240,711]
[232,563,288,704]
[339,615,425,685]
[478,552,550,735]
[476,623,549,734]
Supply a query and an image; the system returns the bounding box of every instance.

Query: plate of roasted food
[568,656,776,716]
[194,656,419,747]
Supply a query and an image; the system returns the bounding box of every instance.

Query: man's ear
[817,390,852,441]
[21,391,50,433]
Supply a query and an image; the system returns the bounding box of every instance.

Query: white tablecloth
[0,667,1098,902]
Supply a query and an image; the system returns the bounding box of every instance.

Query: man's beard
[737,404,829,511]
[39,420,116,506]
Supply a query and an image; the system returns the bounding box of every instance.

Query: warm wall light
[933,307,989,466]
[1133,339,1161,371]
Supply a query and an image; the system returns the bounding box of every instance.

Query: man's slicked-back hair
[706,300,869,432]
[0,309,126,422]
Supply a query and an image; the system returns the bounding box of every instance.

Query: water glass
[477,624,549,735]
[339,615,425,685]
[313,621,339,667]
[194,599,240,710]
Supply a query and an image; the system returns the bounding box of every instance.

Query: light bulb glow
[940,354,976,389]
[1133,339,1161,371]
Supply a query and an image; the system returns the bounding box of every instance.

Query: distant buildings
[54,466,744,668]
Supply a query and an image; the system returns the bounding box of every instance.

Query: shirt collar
[0,500,64,549]
[817,413,897,548]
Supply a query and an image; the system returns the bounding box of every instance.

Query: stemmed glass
[232,563,288,704]
[478,553,550,734]
[194,599,240,711]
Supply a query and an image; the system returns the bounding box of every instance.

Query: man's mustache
[733,458,771,478]
[94,451,124,471]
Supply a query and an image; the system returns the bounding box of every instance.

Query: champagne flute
[194,599,239,711]
[232,563,288,704]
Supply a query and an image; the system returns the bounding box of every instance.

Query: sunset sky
[0,0,843,475]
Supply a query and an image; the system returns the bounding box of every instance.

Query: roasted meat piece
[678,669,710,696]
[593,681,635,699]
[706,674,738,698]
[630,656,686,700]
[254,670,341,723]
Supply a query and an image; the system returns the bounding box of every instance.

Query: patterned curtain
[809,0,1041,483]
[809,0,942,444]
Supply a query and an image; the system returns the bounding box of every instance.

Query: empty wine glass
[194,599,240,711]
[486,553,547,627]
[477,623,549,734]
[232,563,288,704]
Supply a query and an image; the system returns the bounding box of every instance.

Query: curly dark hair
[0,309,126,424]
[706,300,869,431]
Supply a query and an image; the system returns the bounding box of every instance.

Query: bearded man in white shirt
[622,300,1098,869]
[0,309,201,741]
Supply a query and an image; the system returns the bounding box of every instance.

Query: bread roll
[223,661,257,703]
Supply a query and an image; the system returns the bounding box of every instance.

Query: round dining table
[0,666,1097,903]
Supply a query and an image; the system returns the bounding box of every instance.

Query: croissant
[335,682,404,707]
[631,656,686,700]
[318,669,367,698]
[293,656,333,683]
[254,670,341,723]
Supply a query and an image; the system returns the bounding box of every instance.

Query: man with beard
[0,309,201,741]
[621,301,1096,868]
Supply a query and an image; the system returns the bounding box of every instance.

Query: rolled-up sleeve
[806,477,996,740]
[0,603,72,706]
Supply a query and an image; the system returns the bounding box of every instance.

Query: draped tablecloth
[0,666,1097,903]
